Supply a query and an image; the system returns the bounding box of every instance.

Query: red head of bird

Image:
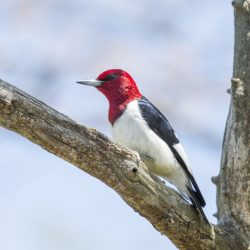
[77,69,142,124]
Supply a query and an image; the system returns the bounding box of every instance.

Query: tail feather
[170,146,206,207]
[187,186,210,225]
[188,174,206,207]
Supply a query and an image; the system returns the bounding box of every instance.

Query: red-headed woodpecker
[77,69,209,224]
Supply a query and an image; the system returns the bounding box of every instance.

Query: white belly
[111,100,180,177]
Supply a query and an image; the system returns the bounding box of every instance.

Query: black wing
[138,96,206,207]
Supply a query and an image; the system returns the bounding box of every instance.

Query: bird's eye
[104,74,116,81]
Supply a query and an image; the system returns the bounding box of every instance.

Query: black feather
[170,147,206,207]
[138,96,208,222]
[138,96,179,146]
[187,187,210,224]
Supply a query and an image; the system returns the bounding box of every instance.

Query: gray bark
[216,0,250,242]
[0,1,250,249]
[0,78,246,249]
[0,80,216,249]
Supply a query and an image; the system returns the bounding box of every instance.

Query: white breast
[112,100,180,177]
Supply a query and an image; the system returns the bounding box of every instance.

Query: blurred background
[0,1,233,249]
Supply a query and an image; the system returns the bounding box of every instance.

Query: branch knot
[232,0,250,12]
[231,78,245,96]
[0,88,14,105]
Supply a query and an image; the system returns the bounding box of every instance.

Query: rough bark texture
[0,2,250,249]
[0,80,214,249]
[0,79,246,249]
[216,0,250,243]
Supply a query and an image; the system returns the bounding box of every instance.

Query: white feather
[173,143,192,174]
[112,100,191,194]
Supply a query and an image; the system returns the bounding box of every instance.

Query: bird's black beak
[76,79,103,87]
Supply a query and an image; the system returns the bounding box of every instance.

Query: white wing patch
[173,143,192,174]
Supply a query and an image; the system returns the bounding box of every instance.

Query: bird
[77,68,209,224]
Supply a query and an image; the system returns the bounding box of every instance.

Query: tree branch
[0,79,247,249]
[217,0,250,241]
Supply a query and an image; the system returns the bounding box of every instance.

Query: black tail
[187,186,210,225]
[170,146,206,207]
[188,174,206,207]
[169,147,209,224]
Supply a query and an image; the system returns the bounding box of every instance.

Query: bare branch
[0,79,247,249]
[217,2,250,241]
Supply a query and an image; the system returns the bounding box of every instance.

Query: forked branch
[0,80,247,249]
